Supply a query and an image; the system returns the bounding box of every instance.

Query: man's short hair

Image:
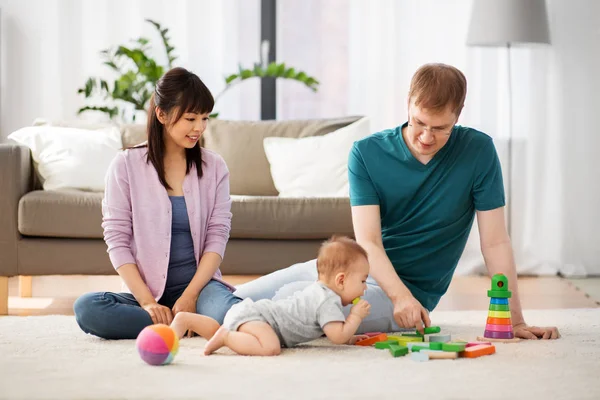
[316,236,368,277]
[409,63,467,116]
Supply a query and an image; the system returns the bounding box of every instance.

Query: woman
[74,67,240,339]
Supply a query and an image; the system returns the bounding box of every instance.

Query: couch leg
[0,277,8,315]
[19,276,32,297]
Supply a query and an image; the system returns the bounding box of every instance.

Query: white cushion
[8,126,122,192]
[263,117,371,197]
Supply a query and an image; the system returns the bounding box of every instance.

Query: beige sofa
[0,116,361,314]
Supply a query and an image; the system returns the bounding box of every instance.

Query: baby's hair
[316,236,368,278]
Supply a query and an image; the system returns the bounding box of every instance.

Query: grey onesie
[222,282,346,348]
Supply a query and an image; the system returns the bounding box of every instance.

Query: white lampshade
[466,0,551,46]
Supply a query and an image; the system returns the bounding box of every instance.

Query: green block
[389,344,408,357]
[442,342,466,352]
[375,340,398,349]
[429,342,443,350]
[487,290,512,298]
[422,326,441,334]
[402,333,423,338]
[410,345,430,352]
[489,304,510,311]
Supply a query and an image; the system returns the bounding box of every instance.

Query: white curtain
[0,0,260,139]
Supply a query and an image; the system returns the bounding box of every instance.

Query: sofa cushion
[203,116,363,196]
[230,195,353,239]
[18,191,354,240]
[18,190,103,238]
[121,124,148,148]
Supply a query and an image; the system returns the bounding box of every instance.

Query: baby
[171,236,371,356]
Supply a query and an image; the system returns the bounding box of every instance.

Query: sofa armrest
[0,144,33,276]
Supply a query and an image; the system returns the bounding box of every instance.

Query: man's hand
[350,299,371,319]
[514,323,560,340]
[142,303,173,325]
[172,294,197,317]
[393,295,431,334]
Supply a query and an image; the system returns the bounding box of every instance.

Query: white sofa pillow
[8,126,123,191]
[263,117,371,197]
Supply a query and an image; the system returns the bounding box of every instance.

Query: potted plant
[78,19,319,122]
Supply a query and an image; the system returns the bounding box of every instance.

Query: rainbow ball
[136,324,179,365]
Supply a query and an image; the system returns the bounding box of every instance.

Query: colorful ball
[136,324,179,366]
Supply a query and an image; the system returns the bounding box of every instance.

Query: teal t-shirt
[348,122,505,311]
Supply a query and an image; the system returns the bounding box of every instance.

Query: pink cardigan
[101,146,234,300]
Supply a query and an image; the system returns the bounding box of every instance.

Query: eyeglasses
[408,118,454,137]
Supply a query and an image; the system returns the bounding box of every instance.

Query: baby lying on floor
[171,236,371,356]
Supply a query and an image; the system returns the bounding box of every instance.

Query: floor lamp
[466,0,551,238]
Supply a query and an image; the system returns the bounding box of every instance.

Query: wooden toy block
[466,341,492,348]
[429,342,443,350]
[487,310,511,319]
[490,298,509,305]
[460,344,495,358]
[483,330,514,339]
[411,352,429,362]
[442,342,466,352]
[388,335,423,343]
[352,297,361,305]
[389,344,408,357]
[421,350,458,359]
[409,345,431,352]
[489,304,510,311]
[406,342,430,350]
[428,334,451,343]
[476,336,521,343]
[485,324,513,332]
[375,340,399,349]
[422,326,441,334]
[355,333,388,346]
[402,333,423,338]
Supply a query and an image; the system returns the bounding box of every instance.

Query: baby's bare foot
[204,326,229,355]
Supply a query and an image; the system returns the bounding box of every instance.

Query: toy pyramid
[477,273,520,343]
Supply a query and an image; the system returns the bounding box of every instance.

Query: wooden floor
[4,275,599,316]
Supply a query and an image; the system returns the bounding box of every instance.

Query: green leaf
[103,61,119,71]
[284,67,296,78]
[225,74,238,84]
[295,71,308,82]
[266,62,278,76]
[276,63,286,75]
[209,112,219,119]
[77,106,119,119]
[253,64,265,77]
[240,69,252,79]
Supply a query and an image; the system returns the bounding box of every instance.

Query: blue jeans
[234,259,406,334]
[74,279,241,339]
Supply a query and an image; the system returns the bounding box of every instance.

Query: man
[235,63,559,340]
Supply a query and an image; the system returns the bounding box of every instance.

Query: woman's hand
[172,294,197,317]
[142,302,173,325]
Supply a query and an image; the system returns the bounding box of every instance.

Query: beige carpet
[1,309,599,400]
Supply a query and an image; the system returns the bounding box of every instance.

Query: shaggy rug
[1,309,599,400]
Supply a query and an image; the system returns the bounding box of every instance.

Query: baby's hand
[350,299,371,319]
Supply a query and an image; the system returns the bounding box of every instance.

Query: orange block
[460,344,496,358]
[356,333,388,346]
[487,317,512,325]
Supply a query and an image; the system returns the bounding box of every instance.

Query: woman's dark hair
[146,67,214,189]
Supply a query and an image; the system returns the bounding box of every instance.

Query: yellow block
[388,335,423,343]
[488,310,511,319]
